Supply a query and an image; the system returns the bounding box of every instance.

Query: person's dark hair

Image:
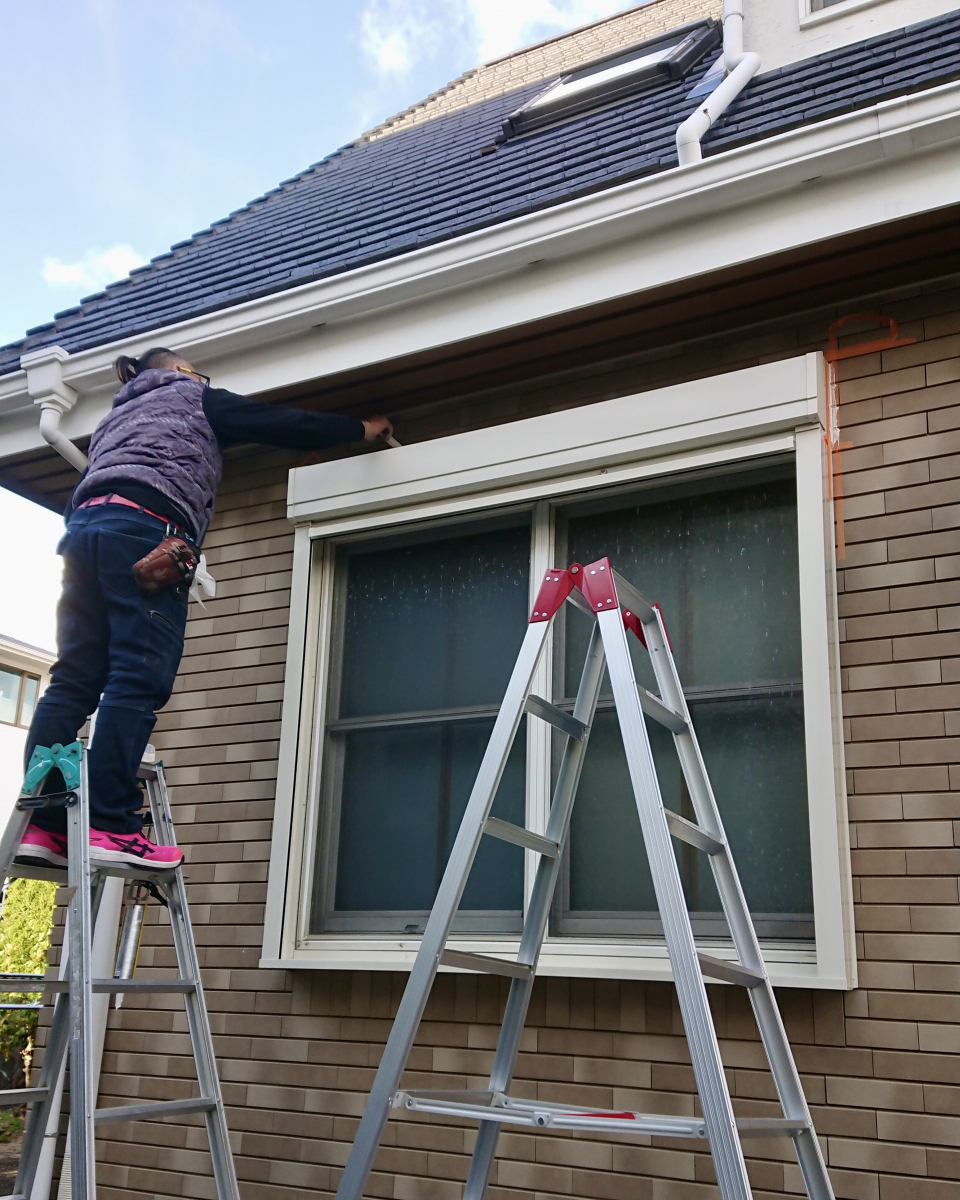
[113,347,182,384]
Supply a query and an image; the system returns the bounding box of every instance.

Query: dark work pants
[26,504,189,834]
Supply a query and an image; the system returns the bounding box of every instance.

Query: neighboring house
[0,636,54,831]
[0,0,957,1197]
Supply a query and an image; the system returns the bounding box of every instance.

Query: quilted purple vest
[74,369,222,540]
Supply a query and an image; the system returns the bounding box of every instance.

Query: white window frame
[262,353,856,989]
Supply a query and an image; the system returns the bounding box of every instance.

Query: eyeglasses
[177,367,211,387]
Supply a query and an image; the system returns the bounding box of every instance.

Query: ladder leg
[66,751,96,1200]
[640,608,834,1200]
[0,807,33,883]
[335,621,551,1200]
[14,988,71,1198]
[597,608,753,1200]
[464,623,606,1200]
[150,769,240,1200]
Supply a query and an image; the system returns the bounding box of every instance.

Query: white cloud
[469,0,636,62]
[42,244,145,292]
[360,0,635,74]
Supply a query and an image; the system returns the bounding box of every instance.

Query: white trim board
[0,80,956,460]
[287,354,824,523]
[263,352,856,988]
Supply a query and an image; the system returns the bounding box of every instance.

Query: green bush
[0,878,56,1090]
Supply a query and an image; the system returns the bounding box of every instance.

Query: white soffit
[0,80,956,456]
[287,353,823,523]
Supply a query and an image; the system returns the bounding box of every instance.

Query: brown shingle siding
[64,279,959,1196]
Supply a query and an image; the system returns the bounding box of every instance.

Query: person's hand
[362,416,394,442]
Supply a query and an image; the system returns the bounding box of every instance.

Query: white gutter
[676,0,761,166]
[21,345,88,472]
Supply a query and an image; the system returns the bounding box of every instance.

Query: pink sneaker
[16,824,68,868]
[88,828,182,869]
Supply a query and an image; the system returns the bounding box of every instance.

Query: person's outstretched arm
[202,387,393,449]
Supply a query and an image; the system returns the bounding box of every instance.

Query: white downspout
[21,345,88,473]
[676,0,761,166]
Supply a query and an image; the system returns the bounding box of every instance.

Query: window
[502,20,721,137]
[312,516,531,934]
[0,668,40,728]
[553,464,812,941]
[270,354,854,986]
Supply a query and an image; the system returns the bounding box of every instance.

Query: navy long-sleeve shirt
[68,387,366,537]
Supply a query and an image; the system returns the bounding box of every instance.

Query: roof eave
[1,78,957,459]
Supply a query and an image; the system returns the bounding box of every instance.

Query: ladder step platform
[94,1096,218,1125]
[0,1088,48,1107]
[483,816,559,857]
[439,950,532,980]
[665,809,725,854]
[40,978,196,995]
[697,952,766,989]
[395,1091,811,1139]
[524,694,587,740]
[334,559,835,1200]
[9,859,178,885]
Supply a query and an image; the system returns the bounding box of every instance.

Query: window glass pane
[19,676,39,727]
[340,521,531,717]
[559,466,812,936]
[314,517,531,933]
[333,722,525,916]
[0,669,21,725]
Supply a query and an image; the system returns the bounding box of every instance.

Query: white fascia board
[0,80,956,455]
[287,354,823,523]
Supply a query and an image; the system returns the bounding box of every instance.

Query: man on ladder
[17,346,392,870]
[335,559,836,1200]
[1,347,393,1198]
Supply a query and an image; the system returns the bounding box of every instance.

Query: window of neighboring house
[0,668,40,728]
[311,515,532,934]
[308,462,813,942]
[501,20,721,138]
[553,463,812,941]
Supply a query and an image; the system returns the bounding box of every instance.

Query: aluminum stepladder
[336,558,834,1200]
[0,742,239,1200]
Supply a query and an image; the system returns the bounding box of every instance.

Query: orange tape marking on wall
[824,314,916,560]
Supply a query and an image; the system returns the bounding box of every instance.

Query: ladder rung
[698,953,766,988]
[9,861,177,886]
[439,950,532,980]
[0,974,45,992]
[396,1090,709,1137]
[483,816,559,857]
[0,1087,48,1106]
[611,570,657,622]
[737,1117,811,1137]
[524,695,587,740]
[665,810,725,855]
[42,978,196,995]
[94,1096,217,1125]
[636,686,687,732]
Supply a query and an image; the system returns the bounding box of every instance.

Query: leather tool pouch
[133,536,199,595]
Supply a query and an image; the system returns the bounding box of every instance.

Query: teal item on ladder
[0,744,239,1200]
[334,558,835,1200]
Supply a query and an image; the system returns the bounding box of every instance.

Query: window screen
[312,516,531,934]
[555,464,812,939]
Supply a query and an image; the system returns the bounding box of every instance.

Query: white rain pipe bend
[676,0,761,166]
[38,404,88,472]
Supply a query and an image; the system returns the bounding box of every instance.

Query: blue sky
[0,0,635,650]
[1,0,635,349]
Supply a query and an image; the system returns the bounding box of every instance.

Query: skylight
[502,20,721,139]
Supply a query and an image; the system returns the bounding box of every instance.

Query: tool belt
[133,536,200,595]
[75,494,199,595]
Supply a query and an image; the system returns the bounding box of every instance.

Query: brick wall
[70,279,958,1199]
